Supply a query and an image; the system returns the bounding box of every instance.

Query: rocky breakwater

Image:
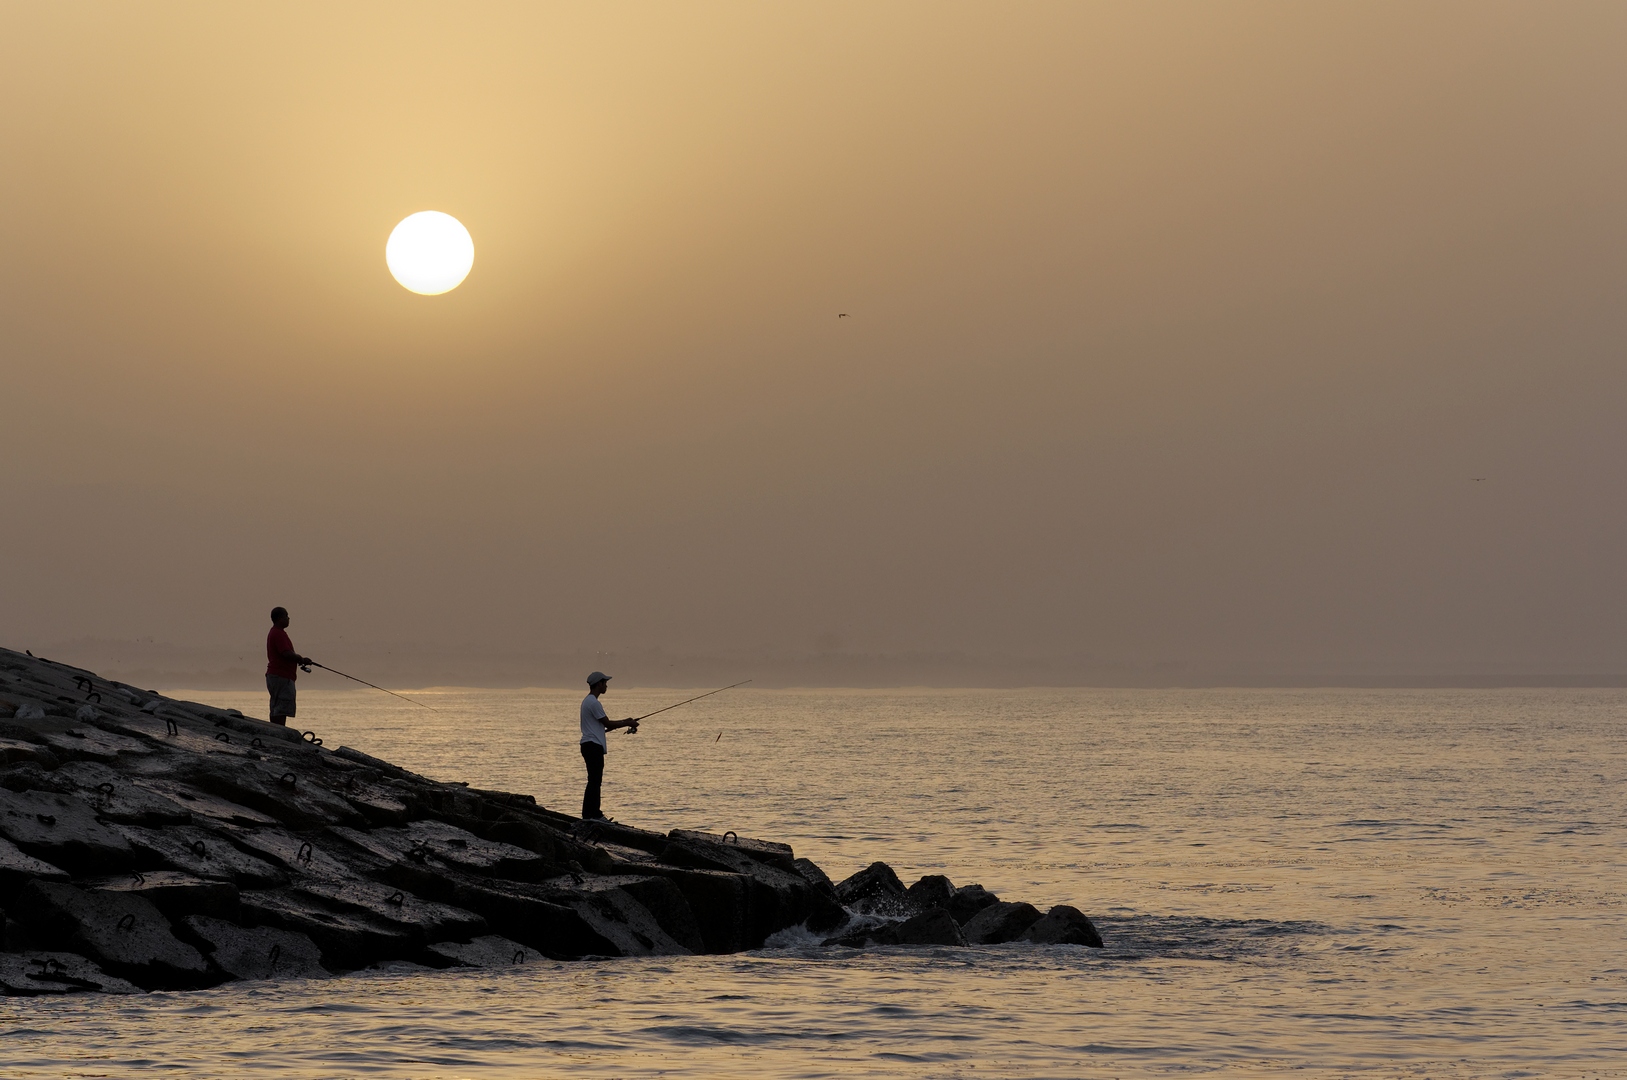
[0,646,1101,996]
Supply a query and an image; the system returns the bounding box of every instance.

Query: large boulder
[84,872,239,919]
[182,915,328,980]
[0,788,135,873]
[427,934,535,968]
[331,821,551,882]
[835,861,909,915]
[946,883,1000,925]
[376,861,623,959]
[0,951,140,995]
[630,864,751,953]
[293,879,487,944]
[532,876,693,956]
[896,907,967,946]
[0,835,68,902]
[906,874,956,909]
[663,834,846,940]
[227,825,386,882]
[57,762,193,826]
[123,778,278,828]
[237,889,416,971]
[170,757,364,831]
[669,829,797,872]
[792,857,838,898]
[1019,905,1103,948]
[9,880,218,990]
[117,824,290,888]
[962,900,1043,944]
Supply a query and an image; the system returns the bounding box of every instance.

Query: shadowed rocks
[0,645,1105,994]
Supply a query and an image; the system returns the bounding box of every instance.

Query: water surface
[3,688,1622,1077]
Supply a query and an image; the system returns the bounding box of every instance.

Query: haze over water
[4,687,1621,1078]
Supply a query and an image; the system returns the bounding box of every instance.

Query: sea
[2,687,1623,1078]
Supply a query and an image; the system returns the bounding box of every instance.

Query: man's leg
[266,675,292,727]
[580,742,605,819]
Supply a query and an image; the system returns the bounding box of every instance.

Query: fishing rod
[621,679,751,732]
[303,661,439,712]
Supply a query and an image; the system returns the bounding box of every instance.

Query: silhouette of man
[580,672,638,821]
[266,607,312,726]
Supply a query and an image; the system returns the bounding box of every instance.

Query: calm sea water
[3,687,1623,1078]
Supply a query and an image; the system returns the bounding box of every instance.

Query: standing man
[266,607,312,727]
[580,672,639,821]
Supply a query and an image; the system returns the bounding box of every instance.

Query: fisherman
[265,607,312,727]
[580,672,639,821]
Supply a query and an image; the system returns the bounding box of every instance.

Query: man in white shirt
[580,671,639,821]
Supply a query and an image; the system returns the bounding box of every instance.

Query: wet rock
[534,876,693,956]
[962,900,1043,944]
[292,879,487,944]
[377,863,621,959]
[0,835,68,900]
[661,836,845,941]
[238,889,415,971]
[10,881,217,990]
[825,918,900,948]
[0,951,141,995]
[0,788,135,873]
[633,864,751,953]
[182,915,328,981]
[84,871,239,919]
[835,861,909,915]
[906,874,956,909]
[946,883,1000,925]
[669,829,796,872]
[427,934,535,968]
[117,824,290,889]
[896,907,968,947]
[1019,904,1103,948]
[792,857,838,898]
[331,821,550,882]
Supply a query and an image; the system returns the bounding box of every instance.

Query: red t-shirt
[266,627,298,680]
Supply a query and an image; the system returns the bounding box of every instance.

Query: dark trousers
[580,742,606,819]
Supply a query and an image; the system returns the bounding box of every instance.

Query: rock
[57,762,193,825]
[14,704,45,722]
[375,863,621,959]
[292,879,487,944]
[962,901,1043,944]
[117,824,290,889]
[633,864,751,953]
[172,757,365,831]
[0,951,141,995]
[824,919,900,948]
[660,836,846,941]
[0,761,69,791]
[124,779,279,828]
[182,915,328,980]
[331,821,550,882]
[427,934,535,968]
[84,872,239,919]
[34,725,155,764]
[946,883,1000,925]
[228,825,385,882]
[603,874,707,953]
[0,739,58,769]
[0,835,69,901]
[0,788,135,874]
[896,907,968,946]
[533,877,693,956]
[906,874,956,909]
[835,861,909,915]
[238,889,416,971]
[792,857,838,898]
[669,829,797,872]
[1019,904,1103,948]
[9,881,217,990]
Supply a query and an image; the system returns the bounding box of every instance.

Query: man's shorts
[266,675,296,723]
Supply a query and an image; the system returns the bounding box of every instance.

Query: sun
[385,211,474,295]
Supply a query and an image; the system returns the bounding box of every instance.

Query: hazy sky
[4,3,1626,685]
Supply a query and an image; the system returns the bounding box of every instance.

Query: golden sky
[3,3,1625,684]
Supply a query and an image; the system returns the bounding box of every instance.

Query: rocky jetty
[0,647,1101,995]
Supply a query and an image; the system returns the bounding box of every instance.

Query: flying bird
[1472,478,1486,482]
[838,313,849,318]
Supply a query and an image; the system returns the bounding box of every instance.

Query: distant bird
[1472,478,1486,482]
[837,313,849,318]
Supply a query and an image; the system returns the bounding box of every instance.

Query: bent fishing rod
[621,679,751,733]
[302,661,439,712]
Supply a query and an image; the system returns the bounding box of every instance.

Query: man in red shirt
[265,606,312,726]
